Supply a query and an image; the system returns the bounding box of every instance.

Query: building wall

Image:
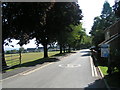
[105,20,120,64]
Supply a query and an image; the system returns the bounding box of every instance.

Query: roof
[99,33,120,46]
[27,48,36,50]
[104,20,120,32]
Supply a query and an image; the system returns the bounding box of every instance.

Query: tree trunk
[59,44,62,54]
[63,45,65,53]
[68,45,71,53]
[2,43,7,69]
[64,48,65,53]
[43,43,48,58]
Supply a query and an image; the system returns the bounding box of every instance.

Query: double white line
[90,56,98,77]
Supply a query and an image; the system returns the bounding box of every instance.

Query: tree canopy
[2,2,84,67]
[90,1,117,46]
[113,0,120,17]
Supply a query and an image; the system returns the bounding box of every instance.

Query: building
[99,20,120,72]
[26,48,37,52]
[37,47,44,52]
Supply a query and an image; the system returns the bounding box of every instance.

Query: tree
[65,24,85,51]
[2,2,53,67]
[34,2,83,56]
[50,2,82,54]
[113,0,120,17]
[90,1,117,46]
[80,35,92,49]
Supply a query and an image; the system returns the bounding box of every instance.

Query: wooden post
[19,47,22,65]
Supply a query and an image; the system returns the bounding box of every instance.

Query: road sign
[101,44,109,57]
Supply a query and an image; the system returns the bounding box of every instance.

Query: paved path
[2,49,106,88]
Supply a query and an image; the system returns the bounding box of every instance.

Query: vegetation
[2,2,87,68]
[5,51,59,67]
[113,0,120,17]
[90,1,117,46]
[99,66,108,76]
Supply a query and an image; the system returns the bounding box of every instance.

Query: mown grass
[99,66,108,76]
[5,51,59,67]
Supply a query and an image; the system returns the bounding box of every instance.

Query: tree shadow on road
[53,51,76,57]
[80,50,91,53]
[84,78,108,89]
[84,75,120,90]
[81,53,91,57]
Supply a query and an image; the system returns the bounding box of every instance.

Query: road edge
[97,67,111,90]
[90,53,111,90]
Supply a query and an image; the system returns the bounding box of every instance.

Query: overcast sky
[4,0,115,50]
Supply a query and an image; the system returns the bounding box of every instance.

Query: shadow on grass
[5,52,75,71]
[6,58,59,70]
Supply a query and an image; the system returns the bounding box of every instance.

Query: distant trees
[48,2,82,54]
[113,0,120,17]
[90,1,117,46]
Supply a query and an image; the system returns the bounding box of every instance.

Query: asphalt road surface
[2,49,106,88]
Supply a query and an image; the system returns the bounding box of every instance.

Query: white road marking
[59,64,81,68]
[89,56,98,77]
[1,73,21,82]
[22,63,53,75]
[90,56,95,77]
[1,63,53,81]
[93,65,98,77]
[98,67,104,78]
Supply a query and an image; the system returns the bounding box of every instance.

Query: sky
[4,0,115,51]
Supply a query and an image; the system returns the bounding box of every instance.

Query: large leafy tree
[50,2,83,54]
[2,2,83,68]
[65,24,85,51]
[2,2,53,67]
[34,2,83,56]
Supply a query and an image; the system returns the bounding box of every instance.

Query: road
[2,49,106,88]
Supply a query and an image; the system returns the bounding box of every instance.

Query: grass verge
[5,51,59,71]
[99,66,120,88]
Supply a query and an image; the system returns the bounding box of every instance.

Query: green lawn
[99,66,108,76]
[5,51,59,66]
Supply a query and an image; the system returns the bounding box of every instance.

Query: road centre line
[93,65,98,77]
[1,62,53,81]
[89,56,98,77]
[1,53,76,81]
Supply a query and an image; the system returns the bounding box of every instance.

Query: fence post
[19,50,22,65]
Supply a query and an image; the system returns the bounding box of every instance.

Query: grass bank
[99,66,120,88]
